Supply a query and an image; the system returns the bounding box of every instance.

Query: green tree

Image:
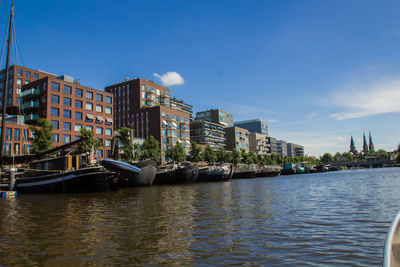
[189,141,203,162]
[232,149,241,165]
[72,128,102,156]
[224,151,233,163]
[397,144,400,162]
[29,118,53,153]
[141,136,161,163]
[203,145,216,164]
[320,153,333,164]
[216,148,227,163]
[377,149,389,160]
[115,127,134,162]
[166,142,187,163]
[133,143,141,161]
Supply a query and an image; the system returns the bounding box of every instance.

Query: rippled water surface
[1,167,400,266]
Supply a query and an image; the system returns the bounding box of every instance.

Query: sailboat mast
[0,3,14,157]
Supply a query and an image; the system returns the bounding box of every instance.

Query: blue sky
[1,0,399,156]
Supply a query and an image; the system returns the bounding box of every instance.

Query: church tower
[362,132,369,153]
[350,136,357,156]
[369,132,374,151]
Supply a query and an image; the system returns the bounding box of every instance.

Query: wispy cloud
[305,112,317,119]
[330,77,400,120]
[153,71,185,87]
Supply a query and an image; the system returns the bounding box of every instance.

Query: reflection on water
[1,167,400,266]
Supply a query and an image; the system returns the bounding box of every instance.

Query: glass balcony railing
[20,88,40,98]
[24,114,39,122]
[22,100,39,110]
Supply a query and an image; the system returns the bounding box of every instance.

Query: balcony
[22,100,39,110]
[24,114,39,122]
[20,88,40,99]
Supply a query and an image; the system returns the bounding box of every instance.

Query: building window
[96,104,102,112]
[86,102,93,110]
[75,124,82,132]
[106,139,112,147]
[34,73,39,80]
[14,128,20,141]
[63,122,71,131]
[105,128,112,136]
[62,134,71,143]
[26,71,31,78]
[50,94,59,104]
[17,69,23,76]
[6,128,12,141]
[105,96,112,104]
[52,134,59,143]
[63,97,71,106]
[96,149,103,158]
[23,129,29,141]
[17,78,22,85]
[86,91,93,99]
[75,111,82,120]
[64,85,72,95]
[105,107,112,114]
[51,82,60,92]
[75,88,83,97]
[63,109,71,119]
[51,107,59,117]
[96,127,103,135]
[86,125,93,131]
[75,99,82,109]
[50,120,59,130]
[96,93,103,102]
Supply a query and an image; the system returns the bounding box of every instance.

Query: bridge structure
[333,160,396,169]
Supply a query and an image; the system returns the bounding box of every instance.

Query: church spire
[350,135,357,155]
[369,131,374,151]
[362,132,369,153]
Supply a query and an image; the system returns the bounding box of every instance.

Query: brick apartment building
[20,74,114,158]
[105,78,190,163]
[0,65,57,116]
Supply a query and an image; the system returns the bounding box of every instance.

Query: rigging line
[0,19,10,70]
[13,18,25,68]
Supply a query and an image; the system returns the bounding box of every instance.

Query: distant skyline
[1,0,399,156]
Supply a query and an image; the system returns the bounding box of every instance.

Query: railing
[24,114,39,122]
[20,88,40,98]
[22,100,39,109]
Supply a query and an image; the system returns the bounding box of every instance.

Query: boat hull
[256,170,280,178]
[16,167,118,194]
[153,164,199,185]
[232,170,257,179]
[197,164,233,182]
[118,165,157,187]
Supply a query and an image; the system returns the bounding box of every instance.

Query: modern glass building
[196,109,233,127]
[234,119,268,136]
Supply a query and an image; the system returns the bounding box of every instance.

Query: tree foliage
[203,145,216,164]
[320,153,334,164]
[141,135,161,163]
[216,148,227,164]
[165,142,187,163]
[231,149,241,165]
[115,127,134,162]
[29,118,53,154]
[71,128,102,156]
[189,141,203,162]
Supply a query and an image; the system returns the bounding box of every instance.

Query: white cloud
[153,72,184,87]
[330,77,400,120]
[306,112,317,119]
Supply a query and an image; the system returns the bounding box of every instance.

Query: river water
[1,167,400,266]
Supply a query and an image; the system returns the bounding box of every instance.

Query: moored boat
[281,163,296,175]
[256,166,281,177]
[153,163,199,185]
[197,163,233,182]
[16,156,118,193]
[99,159,156,187]
[232,164,258,179]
